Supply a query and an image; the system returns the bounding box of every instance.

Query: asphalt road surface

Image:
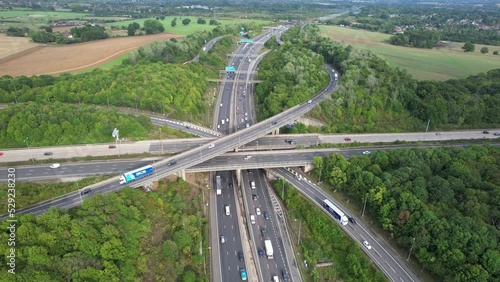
[273,167,419,282]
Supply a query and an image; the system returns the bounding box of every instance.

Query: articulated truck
[264,239,274,259]
[119,165,154,184]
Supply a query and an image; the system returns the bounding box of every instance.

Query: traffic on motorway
[273,167,419,282]
[0,24,430,282]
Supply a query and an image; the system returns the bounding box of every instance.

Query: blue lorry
[119,165,154,184]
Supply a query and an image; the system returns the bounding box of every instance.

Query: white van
[272,276,280,282]
[250,181,256,190]
[225,205,230,216]
[250,215,256,224]
[221,119,225,125]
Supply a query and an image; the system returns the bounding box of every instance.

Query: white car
[244,156,252,160]
[220,235,226,244]
[256,208,261,215]
[363,240,372,250]
[50,163,60,169]
[208,144,215,149]
[362,151,371,155]
[308,100,312,104]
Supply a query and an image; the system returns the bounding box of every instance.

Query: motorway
[2,24,496,282]
[242,169,292,282]
[212,30,280,282]
[272,167,419,282]
[1,131,498,163]
[3,146,469,182]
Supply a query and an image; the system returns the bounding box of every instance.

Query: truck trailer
[264,239,274,259]
[119,165,154,184]
[216,175,222,195]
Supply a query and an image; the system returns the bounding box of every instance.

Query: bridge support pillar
[265,169,276,180]
[271,128,279,135]
[235,169,241,187]
[177,169,186,180]
[303,164,315,174]
[234,146,239,152]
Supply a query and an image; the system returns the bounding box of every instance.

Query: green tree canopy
[143,19,165,34]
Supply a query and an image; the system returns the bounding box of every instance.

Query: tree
[313,156,324,182]
[462,42,475,52]
[493,51,499,55]
[143,19,165,34]
[182,18,191,26]
[209,19,218,25]
[127,22,140,36]
[197,18,206,24]
[171,18,177,27]
[480,47,489,54]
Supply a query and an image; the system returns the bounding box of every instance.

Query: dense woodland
[312,146,500,281]
[0,180,209,282]
[0,102,154,148]
[327,5,500,46]
[273,179,386,282]
[389,29,441,49]
[267,24,500,132]
[0,63,209,120]
[255,44,329,119]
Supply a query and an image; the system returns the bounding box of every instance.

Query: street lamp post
[24,137,34,163]
[77,182,83,204]
[362,195,368,218]
[297,219,302,245]
[407,237,416,262]
[159,127,163,154]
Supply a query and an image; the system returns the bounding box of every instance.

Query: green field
[107,16,271,36]
[319,25,500,80]
[0,10,88,29]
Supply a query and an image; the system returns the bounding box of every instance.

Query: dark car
[349,217,356,225]
[494,132,500,136]
[80,189,92,196]
[261,227,267,237]
[282,270,290,281]
[264,211,270,220]
[258,248,264,257]
[252,194,258,201]
[167,160,177,166]
[483,130,489,134]
[44,152,53,156]
[272,121,277,125]
[238,251,244,261]
[284,139,292,143]
[108,145,116,149]
[344,137,352,141]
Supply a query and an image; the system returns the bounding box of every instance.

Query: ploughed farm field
[0,33,181,77]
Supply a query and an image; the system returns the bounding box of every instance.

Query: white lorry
[264,239,274,259]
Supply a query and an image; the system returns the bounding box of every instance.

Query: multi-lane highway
[212,30,282,282]
[2,131,498,163]
[272,167,419,282]
[243,170,292,282]
[3,23,494,282]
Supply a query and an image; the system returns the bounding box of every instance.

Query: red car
[108,145,116,149]
[344,137,352,141]
[0,152,3,156]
